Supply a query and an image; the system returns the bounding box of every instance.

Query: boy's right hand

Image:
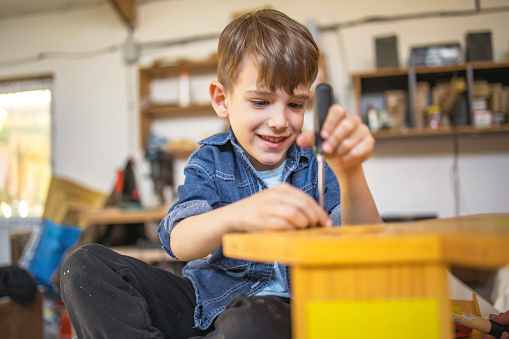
[231,183,332,232]
[482,312,509,339]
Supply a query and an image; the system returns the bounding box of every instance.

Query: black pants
[60,244,291,339]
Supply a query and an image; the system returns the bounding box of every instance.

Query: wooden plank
[371,124,509,139]
[78,207,169,227]
[108,0,136,28]
[223,214,509,267]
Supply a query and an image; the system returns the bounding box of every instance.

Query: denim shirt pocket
[296,181,314,195]
[214,169,252,205]
[206,249,250,276]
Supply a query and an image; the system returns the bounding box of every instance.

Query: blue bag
[20,219,81,297]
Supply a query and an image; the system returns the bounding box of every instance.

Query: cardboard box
[473,80,491,98]
[415,82,430,128]
[384,90,406,129]
[489,83,508,114]
[431,82,450,106]
[0,289,43,339]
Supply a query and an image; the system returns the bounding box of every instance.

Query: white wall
[0,0,507,217]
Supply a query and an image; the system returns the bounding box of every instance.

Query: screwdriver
[314,83,333,209]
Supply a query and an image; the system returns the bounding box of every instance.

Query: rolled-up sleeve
[158,200,213,259]
[330,204,341,226]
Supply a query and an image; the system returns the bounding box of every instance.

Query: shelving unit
[370,124,509,139]
[138,56,219,149]
[352,61,509,139]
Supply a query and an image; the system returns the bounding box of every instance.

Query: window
[0,77,53,223]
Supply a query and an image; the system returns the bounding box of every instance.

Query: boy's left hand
[297,104,374,173]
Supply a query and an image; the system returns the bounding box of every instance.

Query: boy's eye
[252,100,269,107]
[288,102,305,110]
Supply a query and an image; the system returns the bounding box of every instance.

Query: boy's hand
[232,183,332,231]
[297,104,374,173]
[482,312,509,339]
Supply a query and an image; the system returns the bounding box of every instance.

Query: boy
[60,9,380,339]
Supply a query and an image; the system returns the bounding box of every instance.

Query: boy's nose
[268,107,289,130]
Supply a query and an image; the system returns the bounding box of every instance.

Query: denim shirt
[157,129,341,330]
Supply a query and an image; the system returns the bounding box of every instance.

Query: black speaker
[466,31,493,62]
[375,35,399,68]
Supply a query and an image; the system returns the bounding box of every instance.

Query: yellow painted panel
[306,299,440,339]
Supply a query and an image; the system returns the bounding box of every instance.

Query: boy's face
[226,61,311,171]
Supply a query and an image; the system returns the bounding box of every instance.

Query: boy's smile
[222,61,311,171]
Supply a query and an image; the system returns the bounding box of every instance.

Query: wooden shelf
[145,57,218,77]
[142,103,214,116]
[78,207,169,227]
[352,60,509,78]
[372,123,509,139]
[352,61,509,136]
[166,144,198,159]
[139,56,219,149]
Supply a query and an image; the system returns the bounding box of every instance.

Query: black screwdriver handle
[488,319,509,339]
[314,83,333,154]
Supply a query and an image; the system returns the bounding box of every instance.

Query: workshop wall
[0,0,507,217]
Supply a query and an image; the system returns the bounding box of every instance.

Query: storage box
[431,82,450,106]
[415,82,430,128]
[473,80,491,98]
[472,98,487,110]
[384,90,406,129]
[0,289,43,339]
[489,83,508,114]
[473,109,492,128]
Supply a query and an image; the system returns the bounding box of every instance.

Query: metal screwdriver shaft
[314,83,333,209]
[317,153,325,208]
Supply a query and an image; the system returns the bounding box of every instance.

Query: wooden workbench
[78,206,169,227]
[77,206,172,263]
[223,213,509,339]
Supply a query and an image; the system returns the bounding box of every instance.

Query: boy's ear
[209,80,229,119]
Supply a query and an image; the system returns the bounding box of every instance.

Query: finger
[320,104,347,140]
[334,134,374,168]
[333,124,365,157]
[337,124,373,157]
[276,184,330,228]
[266,184,314,227]
[322,213,334,227]
[278,184,333,226]
[322,115,361,155]
[280,190,322,228]
[292,195,332,228]
[276,203,311,229]
[491,313,509,323]
[264,216,297,231]
[296,131,314,148]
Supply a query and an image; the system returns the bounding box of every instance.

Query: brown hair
[217,9,320,95]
